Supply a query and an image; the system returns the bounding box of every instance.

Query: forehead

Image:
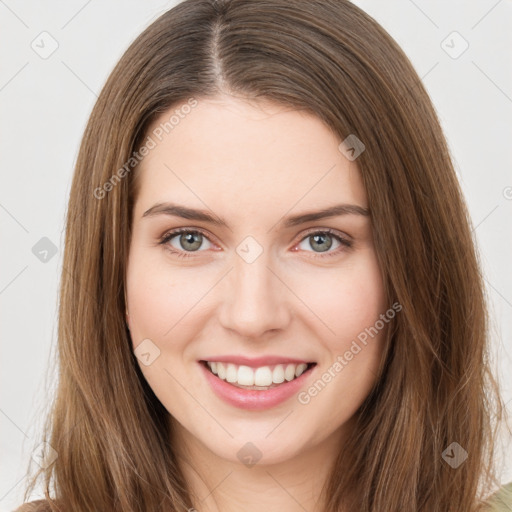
[133,95,367,220]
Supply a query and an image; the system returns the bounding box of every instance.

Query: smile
[203,360,315,389]
[199,360,317,410]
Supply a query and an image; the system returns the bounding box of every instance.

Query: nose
[217,248,291,339]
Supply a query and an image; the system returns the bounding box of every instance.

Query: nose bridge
[218,241,290,337]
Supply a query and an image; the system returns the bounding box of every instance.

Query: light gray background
[1,1,511,510]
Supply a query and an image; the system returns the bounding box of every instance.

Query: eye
[159,228,214,257]
[158,227,352,259]
[294,228,352,258]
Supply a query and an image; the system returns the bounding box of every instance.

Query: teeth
[205,361,311,387]
[226,363,237,383]
[272,365,285,383]
[284,364,296,381]
[295,363,308,378]
[217,362,226,380]
[238,365,254,386]
[254,367,272,386]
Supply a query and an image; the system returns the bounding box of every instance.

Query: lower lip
[199,361,316,411]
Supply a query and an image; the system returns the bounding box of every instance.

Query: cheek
[126,246,225,354]
[293,251,387,344]
[295,256,388,422]
[125,248,187,346]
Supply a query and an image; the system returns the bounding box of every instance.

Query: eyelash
[158,227,352,259]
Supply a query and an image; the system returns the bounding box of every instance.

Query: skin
[125,94,388,512]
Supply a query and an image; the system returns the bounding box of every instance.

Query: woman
[15,0,511,511]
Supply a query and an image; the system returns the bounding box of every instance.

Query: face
[126,94,389,466]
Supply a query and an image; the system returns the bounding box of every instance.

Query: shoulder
[485,481,512,511]
[12,499,52,512]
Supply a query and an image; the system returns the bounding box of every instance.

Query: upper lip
[200,355,315,368]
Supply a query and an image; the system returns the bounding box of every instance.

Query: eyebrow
[142,202,370,228]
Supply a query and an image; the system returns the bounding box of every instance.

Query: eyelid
[298,226,352,243]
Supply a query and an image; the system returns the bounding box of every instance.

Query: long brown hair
[16,0,506,511]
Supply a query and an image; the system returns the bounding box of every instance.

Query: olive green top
[12,482,512,511]
[486,482,512,511]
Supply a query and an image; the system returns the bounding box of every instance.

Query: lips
[198,356,317,410]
